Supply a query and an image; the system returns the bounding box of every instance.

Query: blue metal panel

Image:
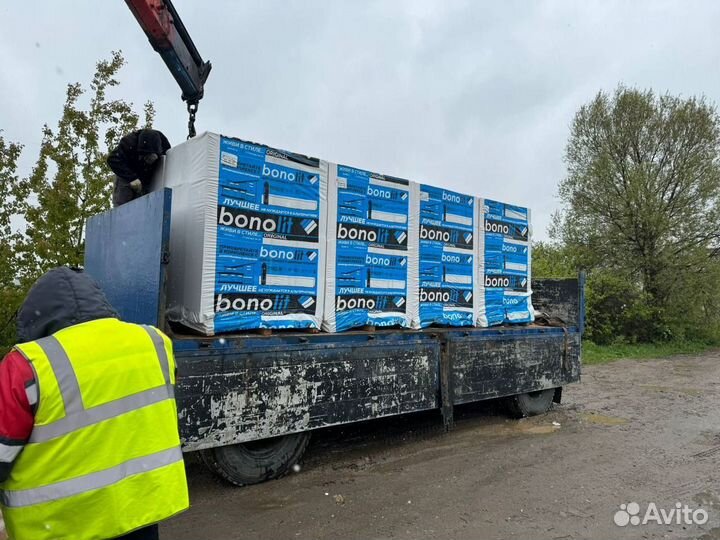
[84,189,172,327]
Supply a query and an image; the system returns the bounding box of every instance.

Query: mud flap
[439,337,454,430]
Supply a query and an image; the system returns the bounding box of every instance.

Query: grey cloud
[2,0,720,239]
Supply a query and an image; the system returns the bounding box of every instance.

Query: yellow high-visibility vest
[0,318,189,540]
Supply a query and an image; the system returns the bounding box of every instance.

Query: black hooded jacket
[17,267,118,343]
[106,129,171,185]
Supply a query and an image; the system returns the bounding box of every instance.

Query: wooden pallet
[251,327,321,337]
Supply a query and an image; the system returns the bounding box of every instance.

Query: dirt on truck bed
[164,351,720,540]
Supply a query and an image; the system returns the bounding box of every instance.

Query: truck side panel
[176,334,440,451]
[531,277,585,331]
[449,328,581,405]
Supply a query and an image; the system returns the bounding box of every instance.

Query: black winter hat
[137,129,165,155]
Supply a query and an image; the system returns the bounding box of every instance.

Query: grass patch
[583,340,719,365]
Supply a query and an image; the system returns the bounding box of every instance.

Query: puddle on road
[579,412,628,426]
[467,419,561,436]
[364,419,563,474]
[508,422,560,435]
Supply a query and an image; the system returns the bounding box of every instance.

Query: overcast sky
[2,0,720,239]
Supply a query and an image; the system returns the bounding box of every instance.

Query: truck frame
[84,189,583,485]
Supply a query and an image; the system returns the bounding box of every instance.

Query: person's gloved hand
[129,179,143,194]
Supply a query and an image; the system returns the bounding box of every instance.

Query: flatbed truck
[83,189,583,486]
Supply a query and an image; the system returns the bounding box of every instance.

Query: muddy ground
[164,351,720,540]
[5,352,716,540]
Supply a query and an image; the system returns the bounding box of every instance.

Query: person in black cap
[107,129,171,207]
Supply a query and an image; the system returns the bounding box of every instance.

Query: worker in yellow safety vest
[0,267,189,540]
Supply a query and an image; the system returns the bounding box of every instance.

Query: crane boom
[125,0,211,137]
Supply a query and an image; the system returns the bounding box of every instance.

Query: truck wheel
[200,432,311,486]
[507,388,556,418]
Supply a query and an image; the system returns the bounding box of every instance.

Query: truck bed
[172,322,580,451]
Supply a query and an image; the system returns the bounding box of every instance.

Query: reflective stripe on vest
[142,325,172,385]
[28,326,173,444]
[39,335,83,414]
[0,446,183,508]
[29,384,175,443]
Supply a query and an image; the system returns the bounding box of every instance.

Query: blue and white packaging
[324,164,419,332]
[416,185,478,328]
[159,132,327,334]
[477,198,534,326]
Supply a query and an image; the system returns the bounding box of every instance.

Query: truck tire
[200,432,311,486]
[507,388,556,418]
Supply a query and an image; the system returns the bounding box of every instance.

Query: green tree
[0,134,24,350]
[16,50,154,284]
[531,241,576,278]
[1,51,153,352]
[556,86,720,341]
[583,270,662,345]
[662,253,720,341]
